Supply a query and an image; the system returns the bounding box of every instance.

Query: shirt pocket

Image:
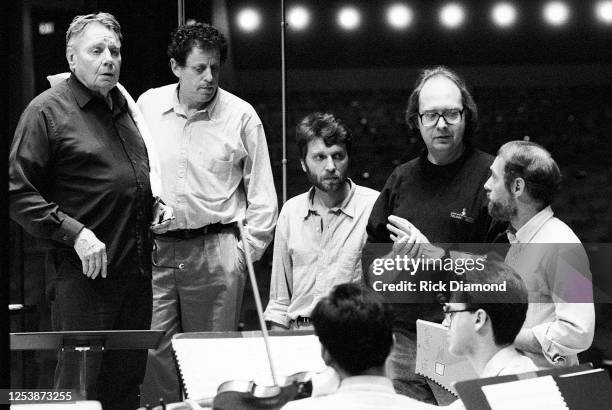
[195,151,235,200]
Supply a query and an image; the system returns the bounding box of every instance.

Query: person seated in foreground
[443,259,538,408]
[282,283,437,410]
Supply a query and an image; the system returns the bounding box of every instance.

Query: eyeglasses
[418,109,464,127]
[442,304,475,325]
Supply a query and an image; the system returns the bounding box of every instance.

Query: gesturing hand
[74,228,107,279]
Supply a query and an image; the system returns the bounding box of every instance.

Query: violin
[139,220,330,410]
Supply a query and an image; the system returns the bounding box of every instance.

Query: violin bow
[237,219,280,386]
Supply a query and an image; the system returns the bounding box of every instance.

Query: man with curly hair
[137,22,278,404]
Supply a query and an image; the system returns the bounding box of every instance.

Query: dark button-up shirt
[10,74,153,277]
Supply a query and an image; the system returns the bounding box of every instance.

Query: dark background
[5,0,612,392]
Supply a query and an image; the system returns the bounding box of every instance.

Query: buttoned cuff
[531,323,567,366]
[263,306,291,328]
[51,213,85,246]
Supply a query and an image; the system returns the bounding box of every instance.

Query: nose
[484,177,492,192]
[324,157,336,172]
[435,115,448,129]
[201,67,213,83]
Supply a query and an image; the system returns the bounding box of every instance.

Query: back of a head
[311,283,393,376]
[450,259,528,346]
[498,140,561,208]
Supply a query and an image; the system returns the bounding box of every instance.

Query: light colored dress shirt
[137,85,278,260]
[505,206,595,368]
[447,346,538,409]
[481,346,539,378]
[264,181,379,327]
[282,375,437,410]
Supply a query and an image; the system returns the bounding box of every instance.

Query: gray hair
[66,12,122,47]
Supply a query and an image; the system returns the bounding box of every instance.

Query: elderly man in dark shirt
[9,12,171,410]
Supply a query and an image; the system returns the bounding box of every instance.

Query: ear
[473,309,487,332]
[66,46,76,72]
[170,58,181,79]
[321,345,333,367]
[511,177,526,198]
[300,159,307,173]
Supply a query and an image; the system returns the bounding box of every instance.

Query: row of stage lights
[233,1,612,32]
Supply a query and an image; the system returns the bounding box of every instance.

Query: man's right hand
[74,228,107,279]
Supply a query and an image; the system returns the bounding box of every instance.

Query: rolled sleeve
[263,219,292,327]
[531,302,595,365]
[242,123,278,261]
[532,244,595,365]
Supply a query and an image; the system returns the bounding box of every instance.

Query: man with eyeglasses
[442,259,537,409]
[137,22,278,404]
[366,66,496,404]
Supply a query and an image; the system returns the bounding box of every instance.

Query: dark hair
[405,66,478,140]
[498,140,561,207]
[66,12,122,46]
[295,112,352,160]
[450,259,528,346]
[311,283,393,376]
[167,22,228,66]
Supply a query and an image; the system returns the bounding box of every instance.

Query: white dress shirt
[264,181,379,327]
[505,206,595,368]
[137,85,278,260]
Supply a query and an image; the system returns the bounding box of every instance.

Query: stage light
[543,1,569,26]
[287,6,310,31]
[237,8,261,32]
[338,6,361,30]
[491,2,517,28]
[387,3,413,29]
[596,1,612,24]
[440,3,465,29]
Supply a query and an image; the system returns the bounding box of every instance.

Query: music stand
[10,330,164,399]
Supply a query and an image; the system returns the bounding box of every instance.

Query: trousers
[53,255,152,410]
[140,228,247,406]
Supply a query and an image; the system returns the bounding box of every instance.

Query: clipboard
[454,364,612,410]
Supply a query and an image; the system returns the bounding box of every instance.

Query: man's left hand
[151,200,174,234]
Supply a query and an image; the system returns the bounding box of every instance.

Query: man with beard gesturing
[264,113,379,331]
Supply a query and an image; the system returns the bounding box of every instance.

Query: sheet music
[172,334,326,399]
[415,319,477,394]
[481,375,569,410]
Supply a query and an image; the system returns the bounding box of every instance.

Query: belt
[290,316,312,328]
[157,222,236,240]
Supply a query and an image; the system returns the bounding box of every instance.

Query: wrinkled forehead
[71,22,121,48]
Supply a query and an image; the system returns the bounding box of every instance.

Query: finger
[388,215,412,228]
[387,223,410,238]
[101,250,108,279]
[81,257,88,276]
[90,250,102,280]
[390,234,398,242]
[84,255,94,278]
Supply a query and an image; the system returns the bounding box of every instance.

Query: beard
[488,196,518,221]
[304,165,348,193]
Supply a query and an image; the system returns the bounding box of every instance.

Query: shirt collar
[68,73,125,112]
[481,346,521,378]
[167,83,221,119]
[302,179,356,219]
[513,205,554,244]
[338,375,395,393]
